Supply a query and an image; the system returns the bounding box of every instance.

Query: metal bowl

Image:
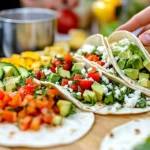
[0,8,59,57]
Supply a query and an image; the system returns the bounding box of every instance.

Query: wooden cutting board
[1,112,150,150]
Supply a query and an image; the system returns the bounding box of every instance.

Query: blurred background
[0,0,150,66]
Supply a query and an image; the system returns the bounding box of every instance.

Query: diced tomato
[18,86,27,100]
[85,53,91,58]
[40,71,46,79]
[3,92,12,105]
[0,89,5,100]
[52,58,62,67]
[46,89,59,98]
[42,113,53,124]
[88,72,100,82]
[8,93,22,107]
[88,66,97,74]
[35,99,49,109]
[63,63,72,70]
[0,101,5,109]
[18,116,32,130]
[86,55,99,62]
[61,79,69,86]
[47,99,55,109]
[50,66,56,73]
[69,84,78,92]
[97,61,105,66]
[73,74,82,80]
[26,101,36,115]
[64,54,72,63]
[53,106,60,114]
[18,108,26,119]
[2,110,17,122]
[35,69,41,79]
[78,80,93,90]
[30,116,41,130]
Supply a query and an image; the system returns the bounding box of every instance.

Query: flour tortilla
[38,56,150,115]
[106,30,150,97]
[0,108,94,148]
[100,119,150,150]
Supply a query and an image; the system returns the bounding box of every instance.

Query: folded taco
[76,34,117,76]
[106,30,150,96]
[0,78,94,148]
[37,54,150,114]
[100,119,150,150]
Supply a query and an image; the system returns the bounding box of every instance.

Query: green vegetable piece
[0,67,4,80]
[52,115,62,125]
[91,82,104,101]
[136,98,146,108]
[112,49,121,56]
[104,92,114,105]
[48,73,60,83]
[139,73,149,80]
[118,59,127,70]
[3,66,14,78]
[0,81,5,90]
[71,63,83,71]
[138,78,150,88]
[143,60,150,72]
[124,68,139,80]
[57,100,73,117]
[126,55,143,69]
[58,67,70,79]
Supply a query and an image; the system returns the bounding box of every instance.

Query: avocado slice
[124,68,139,80]
[3,76,21,91]
[126,55,143,69]
[3,66,14,78]
[139,73,149,80]
[0,67,4,80]
[52,115,63,125]
[83,90,97,105]
[118,51,128,59]
[118,59,127,70]
[112,49,120,56]
[138,78,150,88]
[57,100,73,117]
[48,73,60,83]
[143,60,150,72]
[71,63,83,71]
[91,82,104,101]
[58,67,70,79]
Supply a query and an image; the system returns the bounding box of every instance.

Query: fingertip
[139,32,150,46]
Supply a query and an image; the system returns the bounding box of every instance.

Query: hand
[117,6,150,46]
[20,0,79,9]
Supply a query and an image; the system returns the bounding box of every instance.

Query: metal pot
[0,8,59,57]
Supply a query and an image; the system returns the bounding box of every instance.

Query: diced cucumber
[0,67,4,80]
[0,81,5,90]
[52,115,63,125]
[18,66,29,78]
[0,62,20,76]
[57,100,72,117]
[3,76,21,91]
[57,67,70,79]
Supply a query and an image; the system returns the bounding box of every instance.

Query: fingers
[137,24,150,36]
[139,30,150,46]
[68,0,79,9]
[117,6,150,32]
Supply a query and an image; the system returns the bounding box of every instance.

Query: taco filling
[77,45,116,75]
[111,38,150,89]
[0,78,75,131]
[35,54,149,110]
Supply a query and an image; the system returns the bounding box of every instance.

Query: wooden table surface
[0,112,150,150]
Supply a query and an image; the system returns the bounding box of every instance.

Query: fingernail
[139,31,150,46]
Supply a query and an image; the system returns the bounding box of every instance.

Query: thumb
[139,30,150,46]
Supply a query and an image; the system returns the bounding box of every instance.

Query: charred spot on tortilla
[70,128,77,133]
[8,131,15,139]
[135,129,140,135]
[109,132,114,138]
